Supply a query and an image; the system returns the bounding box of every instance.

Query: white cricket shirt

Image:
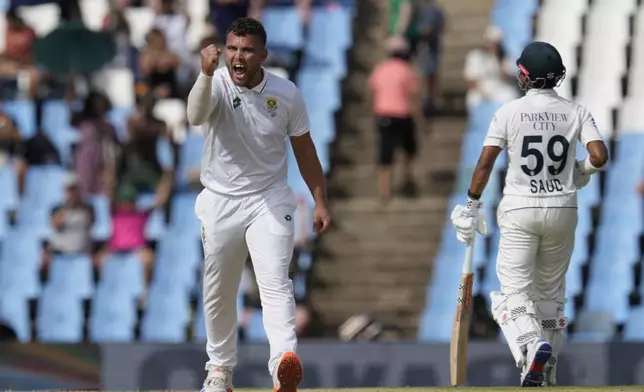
[484,89,604,210]
[200,67,310,196]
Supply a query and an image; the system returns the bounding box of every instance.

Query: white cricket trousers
[496,206,578,301]
[195,185,298,375]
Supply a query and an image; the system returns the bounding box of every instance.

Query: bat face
[450,272,474,386]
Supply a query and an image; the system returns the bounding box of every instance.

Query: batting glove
[450,197,489,243]
[573,161,591,190]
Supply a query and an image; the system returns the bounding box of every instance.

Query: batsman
[450,42,609,387]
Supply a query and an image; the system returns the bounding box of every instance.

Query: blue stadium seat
[592,224,640,267]
[36,287,84,343]
[309,7,352,50]
[46,254,94,299]
[176,131,204,189]
[263,7,304,50]
[89,287,137,342]
[576,175,600,207]
[418,308,454,342]
[107,106,134,141]
[140,284,191,342]
[613,134,644,166]
[585,267,632,324]
[136,193,167,240]
[0,228,42,299]
[3,99,36,138]
[245,309,268,342]
[99,252,145,299]
[169,192,200,237]
[193,297,207,342]
[153,232,201,292]
[297,66,341,114]
[0,165,19,215]
[566,264,583,297]
[577,206,593,236]
[89,195,112,241]
[570,230,589,268]
[599,194,643,234]
[0,294,30,341]
[571,311,615,342]
[41,100,77,165]
[623,307,644,341]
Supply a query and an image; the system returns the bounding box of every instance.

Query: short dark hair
[226,18,267,46]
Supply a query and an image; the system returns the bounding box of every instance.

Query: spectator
[368,37,421,202]
[18,129,62,194]
[99,184,157,288]
[463,25,518,111]
[120,93,174,200]
[152,0,193,89]
[73,91,121,197]
[102,0,134,69]
[416,0,445,114]
[42,174,95,279]
[0,7,39,97]
[139,28,181,99]
[388,0,419,56]
[0,112,23,172]
[210,0,252,39]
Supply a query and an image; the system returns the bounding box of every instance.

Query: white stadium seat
[541,0,588,17]
[536,9,583,47]
[93,68,135,108]
[577,97,614,140]
[80,0,109,31]
[586,6,631,45]
[17,4,58,37]
[618,98,644,133]
[153,99,188,143]
[634,8,644,39]
[592,0,637,13]
[581,39,627,78]
[0,14,6,53]
[185,0,209,50]
[577,67,623,107]
[124,7,155,48]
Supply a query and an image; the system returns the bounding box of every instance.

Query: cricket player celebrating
[186,18,331,392]
[450,42,609,387]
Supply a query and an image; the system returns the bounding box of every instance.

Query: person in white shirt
[463,25,519,111]
[450,42,609,387]
[186,17,331,392]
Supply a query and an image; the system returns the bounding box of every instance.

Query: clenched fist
[201,45,221,77]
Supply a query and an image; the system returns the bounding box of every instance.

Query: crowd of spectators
[0,0,318,341]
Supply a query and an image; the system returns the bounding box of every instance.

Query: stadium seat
[572,311,615,342]
[99,252,145,300]
[140,283,191,343]
[89,286,137,342]
[262,6,304,50]
[576,97,614,140]
[153,232,201,292]
[94,68,135,108]
[79,0,109,31]
[623,306,644,341]
[592,224,640,267]
[123,7,155,48]
[36,287,84,343]
[46,254,94,299]
[0,165,19,215]
[245,309,268,342]
[17,3,59,37]
[618,98,644,132]
[0,294,30,341]
[3,99,36,138]
[0,228,42,299]
[89,194,112,241]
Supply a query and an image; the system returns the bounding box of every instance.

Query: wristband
[467,190,481,200]
[578,156,602,175]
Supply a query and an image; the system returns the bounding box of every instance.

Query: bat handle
[462,236,475,274]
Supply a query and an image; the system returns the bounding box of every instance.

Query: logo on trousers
[284,215,292,221]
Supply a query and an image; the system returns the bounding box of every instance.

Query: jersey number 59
[520,135,570,177]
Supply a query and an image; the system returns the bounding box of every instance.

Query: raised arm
[187,45,221,126]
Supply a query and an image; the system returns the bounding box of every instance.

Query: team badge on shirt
[266,98,277,117]
[233,97,241,109]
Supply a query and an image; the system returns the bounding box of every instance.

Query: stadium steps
[309,197,444,337]
[308,0,491,338]
[436,0,497,110]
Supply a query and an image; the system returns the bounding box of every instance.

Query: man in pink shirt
[368,37,421,202]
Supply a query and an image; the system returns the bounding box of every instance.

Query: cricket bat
[450,237,475,386]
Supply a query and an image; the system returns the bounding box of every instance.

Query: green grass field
[81,388,644,392]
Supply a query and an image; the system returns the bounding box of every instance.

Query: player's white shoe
[521,338,552,387]
[272,352,303,392]
[202,366,233,392]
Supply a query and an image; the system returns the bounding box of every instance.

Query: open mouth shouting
[232,64,247,82]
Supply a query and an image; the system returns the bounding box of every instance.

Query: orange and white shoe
[202,366,233,392]
[272,352,303,392]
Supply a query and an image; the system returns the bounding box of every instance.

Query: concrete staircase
[308,0,496,338]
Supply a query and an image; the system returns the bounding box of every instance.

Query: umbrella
[33,20,117,75]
